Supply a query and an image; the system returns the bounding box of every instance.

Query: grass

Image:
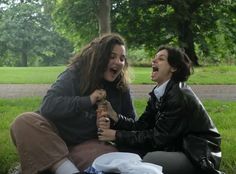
[0,98,235,174]
[188,66,236,85]
[0,97,41,173]
[0,65,236,84]
[0,65,235,173]
[0,66,66,84]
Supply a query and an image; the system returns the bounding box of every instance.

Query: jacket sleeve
[115,95,188,149]
[39,70,93,120]
[114,97,156,131]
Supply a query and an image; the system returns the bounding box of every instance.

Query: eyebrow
[155,53,166,57]
[111,52,126,57]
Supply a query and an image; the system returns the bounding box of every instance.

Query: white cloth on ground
[91,152,163,174]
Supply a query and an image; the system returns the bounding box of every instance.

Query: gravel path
[0,84,236,101]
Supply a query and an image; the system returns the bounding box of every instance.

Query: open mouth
[152,67,159,72]
[109,67,118,75]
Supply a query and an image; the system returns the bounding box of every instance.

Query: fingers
[96,109,108,118]
[97,128,106,141]
[97,116,110,129]
[99,89,106,99]
[90,89,107,105]
[104,101,118,122]
[97,128,103,136]
[97,128,116,141]
[96,89,106,101]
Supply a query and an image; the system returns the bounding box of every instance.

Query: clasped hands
[96,100,118,142]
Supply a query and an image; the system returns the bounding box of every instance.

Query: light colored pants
[10,112,117,174]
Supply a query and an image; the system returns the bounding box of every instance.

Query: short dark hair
[157,45,193,82]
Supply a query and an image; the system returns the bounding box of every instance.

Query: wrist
[112,112,118,123]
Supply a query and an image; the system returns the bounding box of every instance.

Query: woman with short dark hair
[98,45,223,174]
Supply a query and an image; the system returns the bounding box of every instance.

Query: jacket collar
[153,80,170,101]
[149,79,180,101]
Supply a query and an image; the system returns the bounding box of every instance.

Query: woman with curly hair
[10,33,136,174]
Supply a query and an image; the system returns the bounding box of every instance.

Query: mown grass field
[0,65,236,84]
[0,65,236,173]
[0,98,235,174]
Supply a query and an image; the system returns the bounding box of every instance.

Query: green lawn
[0,98,235,174]
[0,66,66,84]
[0,65,236,84]
[0,65,235,173]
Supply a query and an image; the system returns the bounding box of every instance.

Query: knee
[143,152,155,162]
[11,112,35,130]
[10,112,40,140]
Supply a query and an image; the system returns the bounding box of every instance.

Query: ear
[171,67,177,73]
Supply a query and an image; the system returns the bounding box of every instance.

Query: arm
[103,97,155,131]
[100,95,188,149]
[40,70,105,120]
[98,97,157,142]
[115,96,188,149]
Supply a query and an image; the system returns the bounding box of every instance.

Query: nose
[152,59,157,66]
[115,57,123,65]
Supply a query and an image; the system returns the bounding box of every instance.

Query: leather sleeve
[115,95,187,149]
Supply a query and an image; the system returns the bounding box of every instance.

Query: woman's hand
[97,115,110,129]
[98,128,116,141]
[90,89,106,105]
[106,101,118,123]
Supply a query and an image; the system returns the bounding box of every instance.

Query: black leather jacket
[115,80,223,174]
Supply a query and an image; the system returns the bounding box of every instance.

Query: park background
[0,0,236,174]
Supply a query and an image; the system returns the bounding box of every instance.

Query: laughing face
[103,44,126,82]
[151,49,176,85]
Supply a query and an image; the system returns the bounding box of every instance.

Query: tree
[0,1,73,66]
[53,0,111,48]
[97,0,111,35]
[211,1,235,62]
[112,0,224,66]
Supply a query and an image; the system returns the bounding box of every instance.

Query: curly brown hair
[68,33,130,95]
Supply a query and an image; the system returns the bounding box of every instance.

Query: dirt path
[0,84,236,101]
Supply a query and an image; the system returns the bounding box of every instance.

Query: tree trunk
[177,20,199,66]
[21,51,27,67]
[97,0,111,36]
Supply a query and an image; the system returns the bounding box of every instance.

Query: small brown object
[97,89,107,113]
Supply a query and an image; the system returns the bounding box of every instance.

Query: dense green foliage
[52,0,100,49]
[0,1,73,66]
[111,0,236,65]
[0,98,235,173]
[0,1,235,66]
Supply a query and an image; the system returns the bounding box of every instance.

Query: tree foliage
[0,1,73,66]
[52,0,111,49]
[202,0,236,64]
[111,0,235,66]
[0,1,235,66]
